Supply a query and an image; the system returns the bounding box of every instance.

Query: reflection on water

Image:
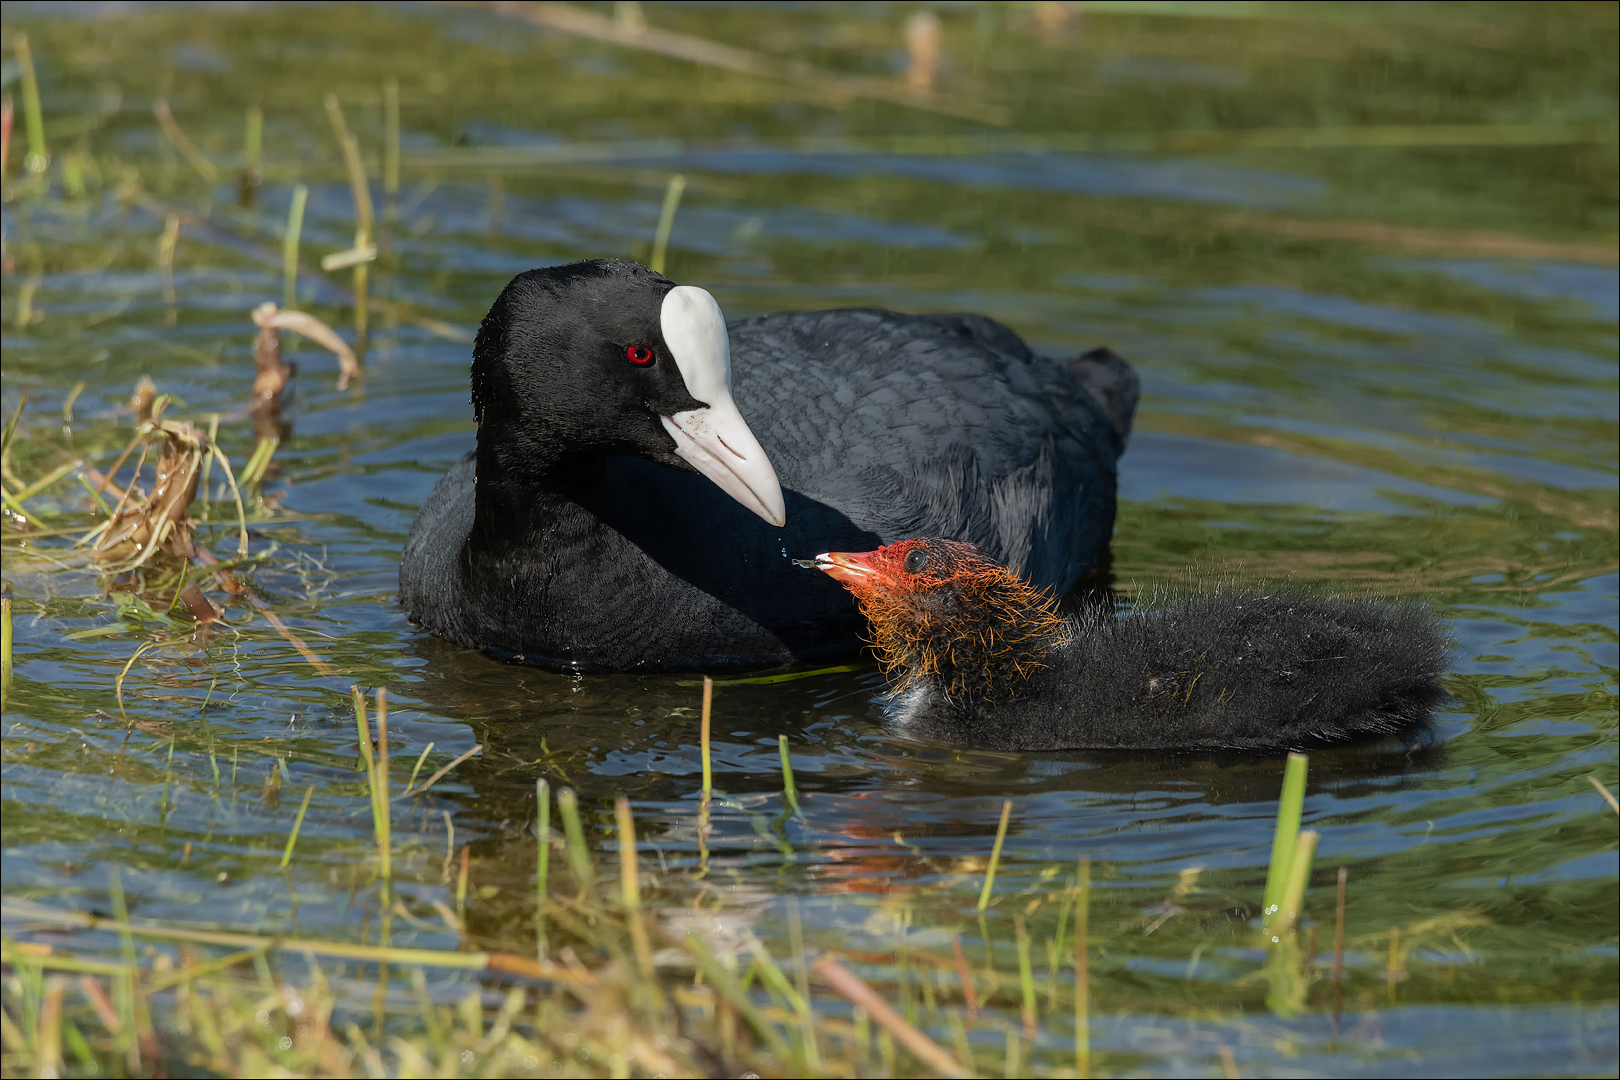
[2,1,1616,1075]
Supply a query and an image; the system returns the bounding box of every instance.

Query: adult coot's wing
[399,450,478,648]
[728,309,1134,593]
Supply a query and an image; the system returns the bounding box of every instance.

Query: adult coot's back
[399,260,1137,671]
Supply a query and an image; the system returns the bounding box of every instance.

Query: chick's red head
[813,538,1065,700]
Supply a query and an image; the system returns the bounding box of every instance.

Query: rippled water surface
[3,3,1616,1076]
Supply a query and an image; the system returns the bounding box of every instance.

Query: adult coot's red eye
[626,344,654,365]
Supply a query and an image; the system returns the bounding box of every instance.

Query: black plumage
[400,260,1136,671]
[816,538,1451,753]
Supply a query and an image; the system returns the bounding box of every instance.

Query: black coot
[815,538,1450,752]
[400,260,1137,670]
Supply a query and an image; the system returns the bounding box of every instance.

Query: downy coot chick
[814,537,1450,752]
[400,260,1135,670]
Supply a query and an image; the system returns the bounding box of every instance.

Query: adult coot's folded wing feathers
[730,308,1130,590]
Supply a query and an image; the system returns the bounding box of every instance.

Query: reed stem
[14,34,46,174]
[649,174,686,275]
[616,795,654,975]
[323,94,373,340]
[2,596,12,712]
[1332,865,1347,1027]
[556,788,595,898]
[383,78,400,218]
[778,734,800,815]
[700,676,713,801]
[283,184,307,308]
[1075,855,1090,1079]
[375,689,391,881]
[977,799,1013,913]
[456,846,470,918]
[1277,829,1319,934]
[1014,913,1036,1037]
[1262,753,1309,925]
[535,778,550,958]
[243,103,262,197]
[279,785,316,870]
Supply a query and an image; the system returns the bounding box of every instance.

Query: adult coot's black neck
[468,259,785,539]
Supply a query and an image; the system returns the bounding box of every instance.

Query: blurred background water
[2,2,1616,1076]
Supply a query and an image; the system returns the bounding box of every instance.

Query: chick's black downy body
[400,261,1136,671]
[898,592,1450,751]
[817,538,1450,753]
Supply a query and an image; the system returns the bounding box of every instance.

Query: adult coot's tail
[813,537,1450,752]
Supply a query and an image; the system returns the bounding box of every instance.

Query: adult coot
[814,538,1450,751]
[400,260,1136,670]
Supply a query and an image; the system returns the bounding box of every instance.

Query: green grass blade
[977,799,1013,913]
[1262,752,1309,925]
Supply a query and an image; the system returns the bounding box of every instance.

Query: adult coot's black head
[470,259,785,525]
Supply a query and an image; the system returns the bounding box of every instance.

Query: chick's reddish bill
[813,549,879,585]
[813,540,931,588]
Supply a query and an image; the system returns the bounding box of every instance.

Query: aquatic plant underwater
[2,3,1616,1077]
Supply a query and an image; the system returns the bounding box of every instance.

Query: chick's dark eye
[625,345,655,366]
[903,550,930,574]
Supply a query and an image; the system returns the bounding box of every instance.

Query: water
[2,3,1616,1076]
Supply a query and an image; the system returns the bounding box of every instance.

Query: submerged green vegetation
[1,1,1616,1076]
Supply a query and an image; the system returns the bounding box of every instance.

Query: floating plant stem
[283,184,307,307]
[813,956,973,1079]
[1075,855,1090,1079]
[5,898,591,985]
[279,785,316,870]
[556,787,595,898]
[406,742,434,791]
[14,458,85,504]
[977,799,1013,913]
[700,675,713,801]
[14,34,46,174]
[399,744,481,798]
[649,173,685,275]
[153,100,219,183]
[1262,752,1309,924]
[238,436,278,489]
